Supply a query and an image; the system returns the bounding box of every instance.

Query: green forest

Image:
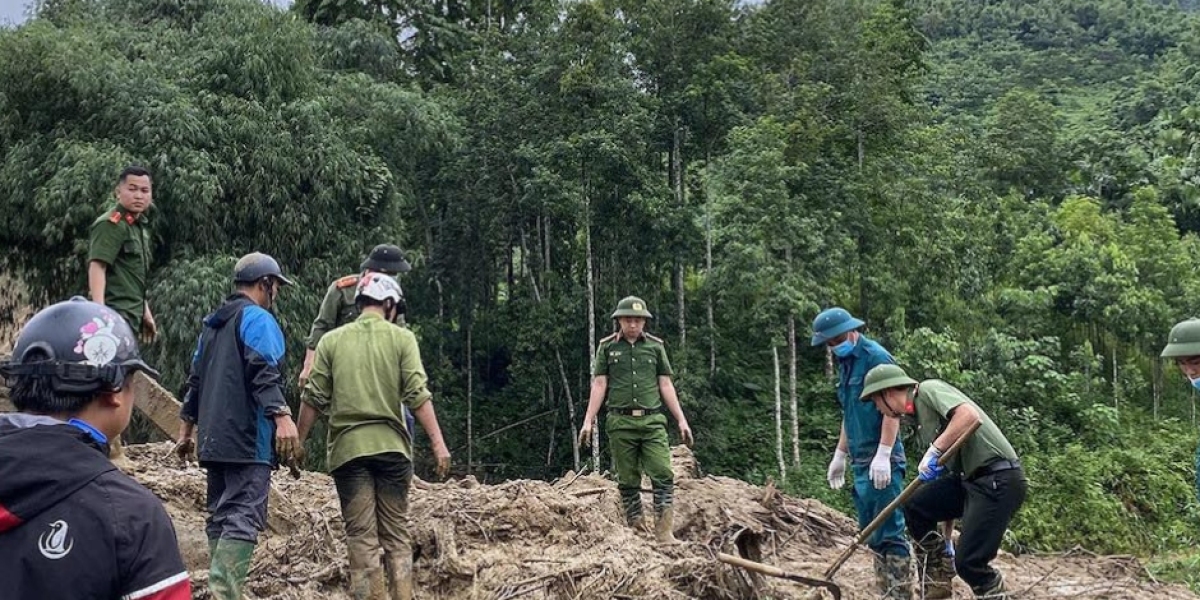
[3,0,1200,583]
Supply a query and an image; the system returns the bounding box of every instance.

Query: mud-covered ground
[123,444,1197,600]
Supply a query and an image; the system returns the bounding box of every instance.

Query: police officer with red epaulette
[86,165,156,466]
[298,244,412,388]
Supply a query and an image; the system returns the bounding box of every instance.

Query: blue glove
[918,445,944,481]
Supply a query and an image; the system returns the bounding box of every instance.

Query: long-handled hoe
[718,421,981,600]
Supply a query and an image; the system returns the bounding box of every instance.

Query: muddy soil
[122,444,1196,600]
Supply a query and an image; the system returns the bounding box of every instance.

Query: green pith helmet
[611,296,653,319]
[859,364,919,401]
[1162,318,1200,358]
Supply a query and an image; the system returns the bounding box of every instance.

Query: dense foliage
[3,0,1200,565]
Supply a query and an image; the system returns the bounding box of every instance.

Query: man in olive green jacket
[297,273,449,600]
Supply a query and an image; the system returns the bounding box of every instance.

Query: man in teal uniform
[578,296,694,544]
[297,273,450,600]
[861,365,1027,600]
[811,307,911,599]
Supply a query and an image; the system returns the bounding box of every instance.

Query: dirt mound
[124,444,1196,599]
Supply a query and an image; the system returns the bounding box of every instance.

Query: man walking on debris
[0,298,191,600]
[1162,318,1200,503]
[811,307,913,599]
[88,165,158,465]
[297,273,450,600]
[578,296,694,544]
[861,364,1027,600]
[174,252,300,600]
[298,243,412,388]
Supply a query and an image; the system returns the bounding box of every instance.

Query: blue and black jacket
[181,293,288,465]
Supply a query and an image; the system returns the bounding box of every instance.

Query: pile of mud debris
[123,444,1196,600]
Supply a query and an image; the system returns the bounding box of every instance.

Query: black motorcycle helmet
[0,297,159,399]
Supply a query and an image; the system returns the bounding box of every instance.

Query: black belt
[968,459,1021,481]
[611,407,661,417]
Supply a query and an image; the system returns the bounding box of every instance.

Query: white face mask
[831,338,855,357]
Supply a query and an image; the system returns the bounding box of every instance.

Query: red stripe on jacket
[0,504,22,532]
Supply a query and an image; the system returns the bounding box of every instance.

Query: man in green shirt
[87,165,156,466]
[1161,318,1200,503]
[860,365,1027,600]
[297,273,449,600]
[578,296,694,544]
[88,165,156,341]
[298,244,411,388]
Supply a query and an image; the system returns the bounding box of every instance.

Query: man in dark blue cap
[811,307,911,599]
[174,252,299,600]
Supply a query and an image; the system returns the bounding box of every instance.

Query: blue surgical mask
[1191,377,1200,392]
[831,338,855,357]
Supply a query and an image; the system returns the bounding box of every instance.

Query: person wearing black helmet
[174,252,298,600]
[298,244,412,388]
[0,298,191,600]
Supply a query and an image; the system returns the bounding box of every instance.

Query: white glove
[870,445,893,489]
[827,448,848,490]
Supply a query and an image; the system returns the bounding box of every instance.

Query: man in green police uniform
[861,364,1027,600]
[1161,318,1200,505]
[578,296,694,544]
[297,244,412,388]
[88,165,156,341]
[87,165,156,466]
[297,273,450,600]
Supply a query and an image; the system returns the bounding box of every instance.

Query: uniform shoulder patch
[108,211,122,224]
[599,332,619,344]
[644,333,665,344]
[335,275,360,289]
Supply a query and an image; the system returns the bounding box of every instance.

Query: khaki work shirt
[302,312,431,472]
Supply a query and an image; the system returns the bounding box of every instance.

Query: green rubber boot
[209,538,256,600]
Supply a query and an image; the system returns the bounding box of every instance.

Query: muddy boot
[916,540,955,599]
[385,555,414,600]
[874,553,914,600]
[209,538,255,600]
[974,572,1008,600]
[627,514,652,534]
[654,505,679,544]
[349,567,387,600]
[620,487,649,533]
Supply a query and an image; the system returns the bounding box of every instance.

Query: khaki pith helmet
[611,296,653,319]
[859,364,919,401]
[1162,319,1200,358]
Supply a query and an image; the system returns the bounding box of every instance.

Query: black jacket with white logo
[0,414,191,600]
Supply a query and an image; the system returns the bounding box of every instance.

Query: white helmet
[356,273,403,304]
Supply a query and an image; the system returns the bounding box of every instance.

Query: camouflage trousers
[606,412,674,524]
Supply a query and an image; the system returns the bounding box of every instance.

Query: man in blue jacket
[812,307,912,599]
[175,252,300,600]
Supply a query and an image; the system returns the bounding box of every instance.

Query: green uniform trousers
[606,412,674,522]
